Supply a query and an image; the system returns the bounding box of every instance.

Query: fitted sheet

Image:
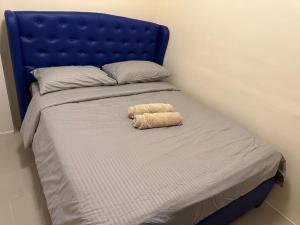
[21,82,284,225]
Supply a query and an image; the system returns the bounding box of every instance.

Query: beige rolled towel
[128,103,174,119]
[133,112,183,129]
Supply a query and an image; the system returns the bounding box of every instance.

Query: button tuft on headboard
[34,17,44,26]
[58,17,67,27]
[78,21,88,30]
[78,50,87,55]
[58,50,67,54]
[69,37,79,43]
[131,26,137,32]
[48,35,57,42]
[98,23,105,31]
[96,51,104,57]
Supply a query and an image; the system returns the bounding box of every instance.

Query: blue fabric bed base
[197,177,275,225]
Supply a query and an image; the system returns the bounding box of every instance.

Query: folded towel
[128,103,174,119]
[133,112,183,129]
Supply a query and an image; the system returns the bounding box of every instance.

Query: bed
[5,10,285,225]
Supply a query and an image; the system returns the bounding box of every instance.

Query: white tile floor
[0,132,294,225]
[0,133,51,225]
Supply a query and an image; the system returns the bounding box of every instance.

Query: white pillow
[31,66,117,94]
[102,61,171,84]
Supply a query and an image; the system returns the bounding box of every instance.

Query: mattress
[21,82,284,225]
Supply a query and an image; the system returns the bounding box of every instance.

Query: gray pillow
[102,61,171,84]
[31,66,117,94]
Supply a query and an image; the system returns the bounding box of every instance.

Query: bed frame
[5,10,275,225]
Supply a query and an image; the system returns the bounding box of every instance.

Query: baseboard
[0,130,15,135]
[265,201,297,225]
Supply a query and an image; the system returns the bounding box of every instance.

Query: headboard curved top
[4,10,169,120]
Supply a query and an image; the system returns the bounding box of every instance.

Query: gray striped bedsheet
[21,82,284,225]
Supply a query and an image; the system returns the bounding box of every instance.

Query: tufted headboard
[4,10,169,121]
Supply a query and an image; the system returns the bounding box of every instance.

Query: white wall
[154,0,300,224]
[0,54,13,133]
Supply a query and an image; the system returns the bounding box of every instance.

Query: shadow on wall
[0,19,21,128]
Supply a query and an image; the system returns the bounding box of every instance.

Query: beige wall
[154,0,300,224]
[1,0,299,224]
[0,53,13,133]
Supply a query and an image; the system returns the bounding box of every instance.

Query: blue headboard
[4,10,169,121]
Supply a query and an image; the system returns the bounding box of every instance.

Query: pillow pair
[33,61,171,95]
